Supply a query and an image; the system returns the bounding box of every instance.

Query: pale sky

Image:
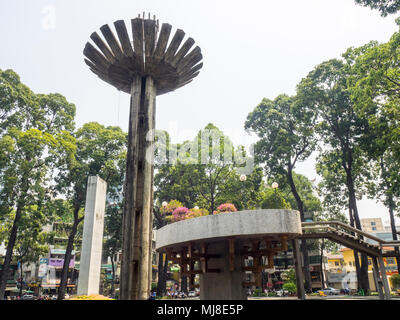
[0,0,399,224]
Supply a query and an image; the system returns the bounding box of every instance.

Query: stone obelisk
[77,176,107,296]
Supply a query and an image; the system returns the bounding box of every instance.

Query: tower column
[120,75,156,300]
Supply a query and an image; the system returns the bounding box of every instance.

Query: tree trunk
[210,190,215,214]
[348,206,362,291]
[284,251,288,269]
[320,239,325,289]
[388,196,400,274]
[19,262,23,297]
[287,166,312,293]
[346,166,369,294]
[156,252,167,296]
[57,208,80,300]
[0,205,23,300]
[380,158,400,274]
[111,250,115,295]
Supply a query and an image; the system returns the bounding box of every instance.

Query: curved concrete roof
[155,209,302,250]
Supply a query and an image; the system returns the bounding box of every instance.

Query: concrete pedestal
[199,240,246,300]
[77,176,107,296]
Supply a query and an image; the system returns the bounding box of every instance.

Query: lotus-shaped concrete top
[83,14,203,95]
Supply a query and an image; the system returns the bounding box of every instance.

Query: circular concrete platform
[155,209,302,300]
[155,209,302,250]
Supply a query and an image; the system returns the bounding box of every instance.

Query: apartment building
[361,218,385,233]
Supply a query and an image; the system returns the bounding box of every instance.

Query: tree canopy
[355,0,400,16]
[0,69,76,300]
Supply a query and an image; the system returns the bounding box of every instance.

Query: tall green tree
[14,211,51,296]
[154,124,261,214]
[245,94,318,293]
[346,30,400,272]
[190,124,258,213]
[153,124,262,295]
[55,122,126,300]
[0,69,76,300]
[266,172,322,215]
[297,58,371,294]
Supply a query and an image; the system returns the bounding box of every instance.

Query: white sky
[0,0,399,224]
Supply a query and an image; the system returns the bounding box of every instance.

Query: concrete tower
[83,13,203,299]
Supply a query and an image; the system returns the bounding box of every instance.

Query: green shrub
[252,288,263,297]
[282,282,297,294]
[390,274,400,289]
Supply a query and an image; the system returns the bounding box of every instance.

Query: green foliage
[0,69,77,299]
[282,282,297,294]
[160,200,184,216]
[245,94,316,179]
[390,274,400,289]
[154,124,263,214]
[345,33,400,214]
[281,268,296,283]
[297,56,371,219]
[57,122,126,205]
[354,0,400,16]
[281,268,297,294]
[103,201,123,279]
[245,94,318,225]
[266,172,322,214]
[185,207,209,220]
[259,187,291,209]
[55,122,126,299]
[252,288,263,297]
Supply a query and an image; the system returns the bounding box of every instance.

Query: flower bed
[161,201,239,224]
[213,203,237,215]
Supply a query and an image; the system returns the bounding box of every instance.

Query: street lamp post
[240,175,247,210]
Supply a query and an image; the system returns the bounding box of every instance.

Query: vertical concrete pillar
[199,240,246,300]
[120,75,156,300]
[77,176,107,295]
[120,76,142,300]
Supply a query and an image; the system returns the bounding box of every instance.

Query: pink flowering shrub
[161,200,209,223]
[168,207,189,223]
[213,203,237,215]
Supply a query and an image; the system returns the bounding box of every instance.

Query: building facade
[361,218,385,233]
